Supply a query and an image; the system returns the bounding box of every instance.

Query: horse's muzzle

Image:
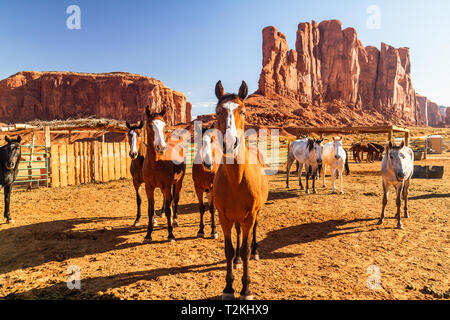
[335,155,341,160]
[155,145,167,155]
[396,172,405,181]
[129,151,138,159]
[202,161,213,171]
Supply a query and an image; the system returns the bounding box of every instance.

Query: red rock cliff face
[0,71,191,125]
[427,100,443,126]
[257,19,420,125]
[415,94,428,126]
[446,107,450,125]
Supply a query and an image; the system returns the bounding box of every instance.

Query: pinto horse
[213,80,269,300]
[286,138,323,194]
[192,126,221,239]
[0,136,21,223]
[321,136,349,194]
[142,106,186,242]
[125,121,160,227]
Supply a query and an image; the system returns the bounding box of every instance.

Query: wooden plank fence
[50,142,132,187]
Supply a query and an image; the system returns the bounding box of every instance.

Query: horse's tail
[344,149,350,176]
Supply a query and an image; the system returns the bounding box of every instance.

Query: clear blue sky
[1,0,449,118]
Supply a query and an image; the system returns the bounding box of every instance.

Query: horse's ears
[126,121,132,130]
[238,81,248,100]
[388,141,393,150]
[215,80,224,100]
[138,121,144,129]
[159,107,166,118]
[5,136,11,143]
[17,136,21,143]
[210,123,215,129]
[145,105,152,118]
[400,140,405,148]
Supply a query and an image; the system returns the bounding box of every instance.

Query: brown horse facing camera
[212,80,269,300]
[125,121,161,228]
[141,106,186,243]
[192,126,222,239]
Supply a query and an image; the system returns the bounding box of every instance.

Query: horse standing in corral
[321,136,349,194]
[286,138,323,194]
[142,106,186,242]
[368,143,385,162]
[125,121,160,227]
[213,80,269,300]
[379,141,414,229]
[192,126,221,239]
[0,136,22,224]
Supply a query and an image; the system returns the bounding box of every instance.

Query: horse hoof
[313,190,317,194]
[143,237,152,244]
[305,190,310,194]
[6,219,14,224]
[397,223,404,230]
[404,214,409,219]
[233,262,242,270]
[152,220,158,227]
[133,220,140,227]
[169,238,176,243]
[340,191,344,195]
[251,254,260,261]
[210,233,219,239]
[197,232,205,238]
[377,219,383,225]
[222,293,235,300]
[239,294,254,300]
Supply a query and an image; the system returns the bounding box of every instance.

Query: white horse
[321,136,349,194]
[379,141,414,229]
[286,138,323,194]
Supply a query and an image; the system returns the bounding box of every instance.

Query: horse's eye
[240,111,246,116]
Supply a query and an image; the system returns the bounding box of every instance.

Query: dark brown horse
[125,121,161,227]
[192,126,221,239]
[142,106,186,242]
[1,136,22,223]
[213,80,269,300]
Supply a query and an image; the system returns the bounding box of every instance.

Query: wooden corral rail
[295,125,411,146]
[50,141,132,187]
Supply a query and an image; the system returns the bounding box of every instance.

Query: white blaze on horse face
[223,102,239,155]
[201,134,213,169]
[152,119,167,153]
[129,130,138,158]
[334,140,344,159]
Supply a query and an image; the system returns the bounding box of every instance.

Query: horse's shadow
[3,261,226,300]
[259,218,374,260]
[0,216,193,275]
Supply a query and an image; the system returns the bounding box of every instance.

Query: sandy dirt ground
[0,155,448,300]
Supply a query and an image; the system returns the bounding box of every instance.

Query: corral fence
[14,144,50,188]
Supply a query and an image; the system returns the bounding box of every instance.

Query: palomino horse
[142,106,186,242]
[286,138,323,194]
[125,121,160,227]
[212,80,269,300]
[0,136,21,223]
[321,136,349,194]
[379,141,414,229]
[192,126,222,239]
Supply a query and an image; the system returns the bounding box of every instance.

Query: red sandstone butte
[0,71,191,125]
[254,19,432,127]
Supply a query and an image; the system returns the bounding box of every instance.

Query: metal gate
[14,144,50,188]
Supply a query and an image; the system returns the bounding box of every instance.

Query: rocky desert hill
[244,19,444,128]
[0,71,191,125]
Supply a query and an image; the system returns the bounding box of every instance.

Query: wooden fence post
[59,144,68,187]
[66,144,75,185]
[92,141,100,182]
[107,143,115,181]
[102,142,109,182]
[50,145,60,188]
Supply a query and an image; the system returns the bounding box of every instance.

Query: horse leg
[196,188,205,238]
[378,182,388,225]
[286,155,294,189]
[298,162,304,190]
[233,222,242,269]
[339,167,344,194]
[4,185,13,224]
[312,167,317,194]
[208,192,218,239]
[305,166,310,194]
[403,179,410,218]
[172,183,181,227]
[143,185,156,243]
[133,180,146,227]
[221,217,235,300]
[331,167,337,194]
[163,187,176,241]
[239,217,255,300]
[396,183,404,229]
[251,219,260,260]
[321,164,326,188]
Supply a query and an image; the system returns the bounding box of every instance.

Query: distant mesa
[0,71,191,125]
[248,19,444,127]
